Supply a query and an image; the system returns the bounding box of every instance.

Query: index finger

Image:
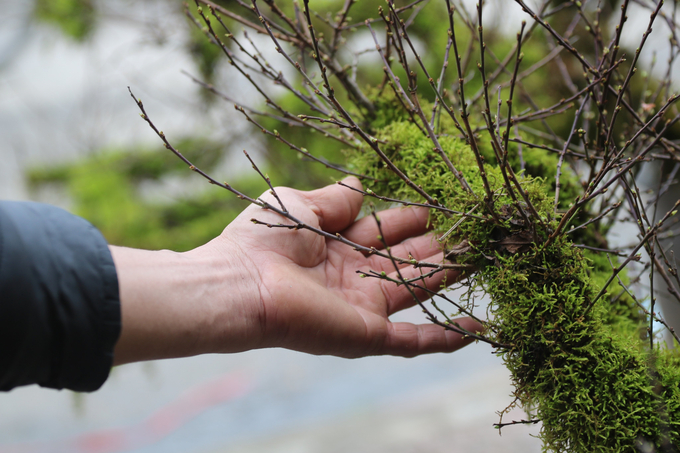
[341,206,430,249]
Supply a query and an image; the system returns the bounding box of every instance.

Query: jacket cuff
[0,201,121,392]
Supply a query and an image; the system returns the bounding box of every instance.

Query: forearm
[110,241,261,366]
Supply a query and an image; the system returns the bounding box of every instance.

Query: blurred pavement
[0,333,542,453]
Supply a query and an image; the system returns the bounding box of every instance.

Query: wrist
[186,237,264,354]
[111,240,261,365]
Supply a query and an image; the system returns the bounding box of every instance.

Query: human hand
[111,177,481,365]
[213,176,481,358]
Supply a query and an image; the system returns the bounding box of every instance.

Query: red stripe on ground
[0,372,253,453]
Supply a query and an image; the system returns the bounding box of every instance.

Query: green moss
[486,239,668,451]
[345,113,680,451]
[346,119,553,250]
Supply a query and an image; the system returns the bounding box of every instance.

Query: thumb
[302,177,364,233]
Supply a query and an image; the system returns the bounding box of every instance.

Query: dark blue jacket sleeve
[0,201,121,392]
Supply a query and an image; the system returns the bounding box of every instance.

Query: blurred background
[4,0,673,451]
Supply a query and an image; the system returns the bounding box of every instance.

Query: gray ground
[0,335,542,453]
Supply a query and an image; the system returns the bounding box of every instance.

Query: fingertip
[444,317,486,350]
[453,317,485,335]
[381,318,484,357]
[340,175,363,192]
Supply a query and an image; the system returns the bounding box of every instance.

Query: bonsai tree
[129,0,680,450]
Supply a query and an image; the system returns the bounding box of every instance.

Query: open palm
[223,177,481,358]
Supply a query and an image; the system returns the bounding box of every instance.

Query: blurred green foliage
[27,138,333,251]
[34,0,95,41]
